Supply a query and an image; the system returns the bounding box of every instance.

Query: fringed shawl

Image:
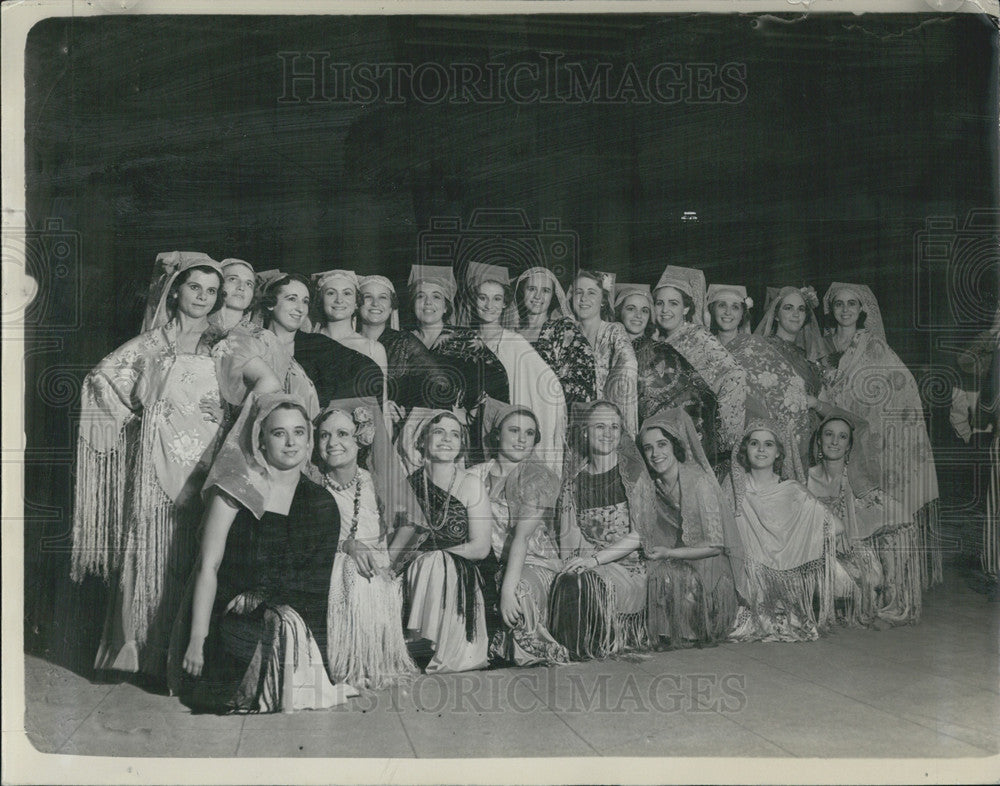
[71,320,223,582]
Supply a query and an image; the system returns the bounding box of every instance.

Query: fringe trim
[129,406,200,648]
[915,499,942,589]
[326,555,417,691]
[71,428,128,581]
[548,570,647,660]
[874,522,922,625]
[834,538,882,627]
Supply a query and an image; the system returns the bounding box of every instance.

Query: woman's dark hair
[258,401,311,459]
[653,285,695,327]
[487,407,542,455]
[409,284,454,324]
[260,273,311,328]
[312,275,361,327]
[615,296,655,338]
[737,428,785,476]
[809,418,854,467]
[707,299,750,333]
[167,264,224,317]
[416,412,468,461]
[638,426,687,466]
[769,290,812,335]
[572,270,614,322]
[312,407,372,470]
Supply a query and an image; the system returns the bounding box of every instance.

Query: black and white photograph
[3,0,999,782]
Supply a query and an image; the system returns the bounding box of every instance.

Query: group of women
[70,251,940,714]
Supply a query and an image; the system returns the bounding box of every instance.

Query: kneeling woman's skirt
[548,562,647,660]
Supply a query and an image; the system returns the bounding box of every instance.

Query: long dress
[71,320,226,677]
[323,469,416,689]
[294,331,386,406]
[403,471,490,673]
[728,476,838,643]
[213,324,319,417]
[820,329,941,611]
[636,324,746,469]
[551,464,649,659]
[469,460,569,666]
[529,316,597,406]
[644,465,739,647]
[483,329,567,475]
[177,478,357,713]
[591,321,639,434]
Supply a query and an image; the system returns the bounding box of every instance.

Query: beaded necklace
[421,464,458,534]
[324,467,363,538]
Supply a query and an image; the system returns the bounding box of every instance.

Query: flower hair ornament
[316,403,377,447]
[799,285,820,310]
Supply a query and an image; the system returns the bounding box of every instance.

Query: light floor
[20,568,1000,762]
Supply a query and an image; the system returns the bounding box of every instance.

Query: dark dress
[294,331,386,406]
[531,316,597,406]
[184,477,341,713]
[376,327,449,410]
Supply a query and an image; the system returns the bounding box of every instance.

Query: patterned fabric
[591,321,639,434]
[726,333,813,474]
[420,325,510,411]
[636,337,721,467]
[470,459,568,665]
[571,468,644,577]
[531,317,597,406]
[212,325,319,417]
[408,469,472,550]
[72,320,226,676]
[376,327,445,410]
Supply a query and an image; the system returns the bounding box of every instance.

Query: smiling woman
[71,253,227,682]
[169,394,357,713]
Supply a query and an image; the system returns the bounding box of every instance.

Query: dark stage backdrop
[21,13,998,668]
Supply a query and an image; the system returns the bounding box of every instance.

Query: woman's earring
[817,447,824,460]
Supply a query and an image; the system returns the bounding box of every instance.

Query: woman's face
[521,273,554,317]
[269,280,310,333]
[620,294,651,336]
[260,407,310,471]
[820,419,851,462]
[572,276,604,321]
[831,288,862,329]
[414,283,447,327]
[775,291,807,337]
[317,410,359,472]
[424,415,462,463]
[711,295,745,333]
[475,281,506,326]
[221,266,255,312]
[746,429,779,471]
[497,413,537,464]
[585,406,621,458]
[640,427,678,478]
[654,286,688,334]
[358,284,393,327]
[321,279,358,323]
[175,269,220,319]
